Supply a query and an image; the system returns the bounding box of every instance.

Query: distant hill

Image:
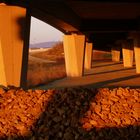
[29,41,60,48]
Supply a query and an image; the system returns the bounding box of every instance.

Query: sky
[30,17,64,44]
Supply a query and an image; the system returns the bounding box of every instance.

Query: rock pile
[81,88,140,129]
[0,87,139,140]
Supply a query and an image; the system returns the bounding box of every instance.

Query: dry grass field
[27,42,66,88]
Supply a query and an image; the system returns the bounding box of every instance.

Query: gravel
[0,87,139,140]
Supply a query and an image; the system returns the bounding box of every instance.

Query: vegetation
[27,42,66,88]
[30,42,64,62]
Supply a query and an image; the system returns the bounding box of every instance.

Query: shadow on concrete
[91,61,123,69]
[15,15,31,88]
[0,88,139,139]
[16,17,27,40]
[84,74,140,89]
[85,67,135,76]
[36,71,140,91]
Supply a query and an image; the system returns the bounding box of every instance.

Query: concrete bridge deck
[1,1,140,88]
[38,60,140,89]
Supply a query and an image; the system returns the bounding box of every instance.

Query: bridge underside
[2,0,140,49]
[0,0,140,87]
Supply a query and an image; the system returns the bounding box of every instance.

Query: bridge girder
[1,0,140,48]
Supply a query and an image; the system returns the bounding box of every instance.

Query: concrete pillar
[133,34,140,73]
[0,6,31,87]
[84,42,93,69]
[63,34,85,77]
[122,40,134,67]
[111,47,120,62]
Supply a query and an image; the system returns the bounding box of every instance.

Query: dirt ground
[0,87,139,140]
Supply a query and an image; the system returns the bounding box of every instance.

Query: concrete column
[84,42,93,69]
[122,40,134,67]
[133,35,140,73]
[63,34,85,77]
[0,6,31,87]
[111,47,120,62]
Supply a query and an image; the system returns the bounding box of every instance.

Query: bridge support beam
[122,40,133,67]
[111,47,120,62]
[63,34,85,77]
[0,6,31,88]
[133,34,140,73]
[84,42,93,69]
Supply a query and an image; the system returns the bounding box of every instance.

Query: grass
[30,42,64,62]
[27,42,66,88]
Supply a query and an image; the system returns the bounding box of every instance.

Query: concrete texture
[111,47,120,62]
[0,6,30,87]
[134,36,140,73]
[122,41,134,67]
[84,42,93,69]
[38,60,140,89]
[63,34,85,77]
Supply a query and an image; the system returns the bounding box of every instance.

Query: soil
[0,87,139,140]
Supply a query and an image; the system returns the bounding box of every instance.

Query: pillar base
[84,42,93,69]
[63,34,85,77]
[0,6,30,88]
[122,40,133,67]
[111,47,120,62]
[134,34,140,73]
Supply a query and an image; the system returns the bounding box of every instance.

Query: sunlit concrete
[111,47,120,62]
[133,34,140,73]
[84,42,93,69]
[0,6,30,87]
[63,34,85,77]
[122,40,134,67]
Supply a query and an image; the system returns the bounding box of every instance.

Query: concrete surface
[38,60,140,89]
[63,34,85,77]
